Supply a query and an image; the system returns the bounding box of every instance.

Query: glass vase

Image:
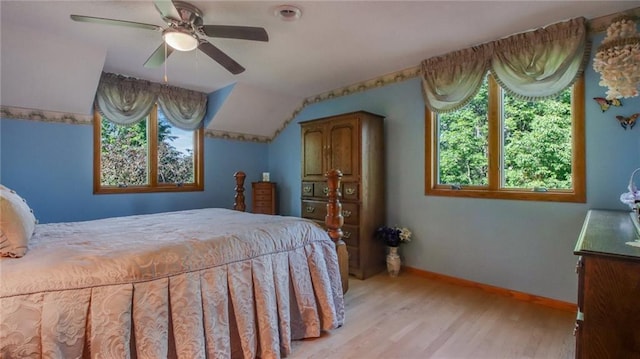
[386,246,401,277]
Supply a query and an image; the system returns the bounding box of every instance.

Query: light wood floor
[291,272,576,358]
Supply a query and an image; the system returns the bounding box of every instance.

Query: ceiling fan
[70,0,268,75]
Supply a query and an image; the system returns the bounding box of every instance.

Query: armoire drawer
[313,182,329,198]
[301,200,325,221]
[302,200,359,225]
[342,182,359,201]
[342,224,359,247]
[347,245,359,268]
[340,202,359,225]
[301,182,314,197]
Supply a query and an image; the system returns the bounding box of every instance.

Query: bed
[0,171,348,358]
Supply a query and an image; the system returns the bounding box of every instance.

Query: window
[425,75,585,202]
[94,104,204,193]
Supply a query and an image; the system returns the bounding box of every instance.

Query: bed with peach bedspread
[0,208,344,358]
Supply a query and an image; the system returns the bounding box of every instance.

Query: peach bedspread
[0,208,344,358]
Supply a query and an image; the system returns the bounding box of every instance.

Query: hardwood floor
[291,272,576,358]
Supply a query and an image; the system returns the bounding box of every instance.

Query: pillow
[0,185,37,258]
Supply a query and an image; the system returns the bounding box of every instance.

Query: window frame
[93,104,204,194]
[425,75,585,203]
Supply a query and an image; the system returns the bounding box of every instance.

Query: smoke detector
[274,5,302,21]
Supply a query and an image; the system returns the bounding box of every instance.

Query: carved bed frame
[233,170,349,293]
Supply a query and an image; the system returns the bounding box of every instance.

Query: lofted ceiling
[1,1,638,140]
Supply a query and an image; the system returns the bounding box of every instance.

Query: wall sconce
[593,16,640,100]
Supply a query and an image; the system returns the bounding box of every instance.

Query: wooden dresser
[300,111,385,279]
[574,210,640,359]
[252,182,276,215]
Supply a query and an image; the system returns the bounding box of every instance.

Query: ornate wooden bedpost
[233,171,246,211]
[325,169,349,294]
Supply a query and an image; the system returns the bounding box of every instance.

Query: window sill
[425,186,586,203]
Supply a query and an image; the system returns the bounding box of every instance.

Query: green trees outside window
[94,104,204,194]
[426,75,585,202]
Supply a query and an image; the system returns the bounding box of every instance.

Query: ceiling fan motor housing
[165,1,203,28]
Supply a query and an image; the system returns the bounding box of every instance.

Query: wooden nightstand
[252,182,276,215]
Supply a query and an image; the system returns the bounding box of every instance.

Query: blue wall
[0,119,268,223]
[268,32,640,303]
[1,31,638,303]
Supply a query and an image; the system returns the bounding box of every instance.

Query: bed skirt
[1,240,344,358]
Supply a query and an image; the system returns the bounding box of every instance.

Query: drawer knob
[342,210,352,217]
[344,231,351,239]
[323,187,329,194]
[345,188,356,195]
[306,206,315,213]
[303,186,312,193]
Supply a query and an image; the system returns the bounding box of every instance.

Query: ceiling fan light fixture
[163,28,198,51]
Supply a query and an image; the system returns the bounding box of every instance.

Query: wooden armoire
[300,111,385,279]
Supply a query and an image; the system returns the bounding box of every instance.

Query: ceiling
[1,1,638,139]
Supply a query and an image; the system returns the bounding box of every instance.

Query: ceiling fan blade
[201,25,268,42]
[144,43,175,68]
[153,0,181,21]
[198,41,245,75]
[70,15,161,31]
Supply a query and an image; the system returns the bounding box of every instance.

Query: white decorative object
[262,172,270,182]
[620,167,640,210]
[593,17,640,100]
[386,246,401,277]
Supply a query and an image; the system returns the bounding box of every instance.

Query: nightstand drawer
[254,194,272,201]
[254,190,272,196]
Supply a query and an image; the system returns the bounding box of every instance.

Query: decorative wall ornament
[204,129,270,143]
[615,113,639,130]
[0,106,92,125]
[593,16,640,100]
[593,97,622,112]
[0,105,270,142]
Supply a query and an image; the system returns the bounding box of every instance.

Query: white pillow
[0,185,37,258]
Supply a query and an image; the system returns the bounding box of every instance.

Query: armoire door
[301,124,326,181]
[326,117,360,182]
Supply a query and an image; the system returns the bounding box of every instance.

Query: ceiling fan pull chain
[195,43,199,73]
[163,41,168,83]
